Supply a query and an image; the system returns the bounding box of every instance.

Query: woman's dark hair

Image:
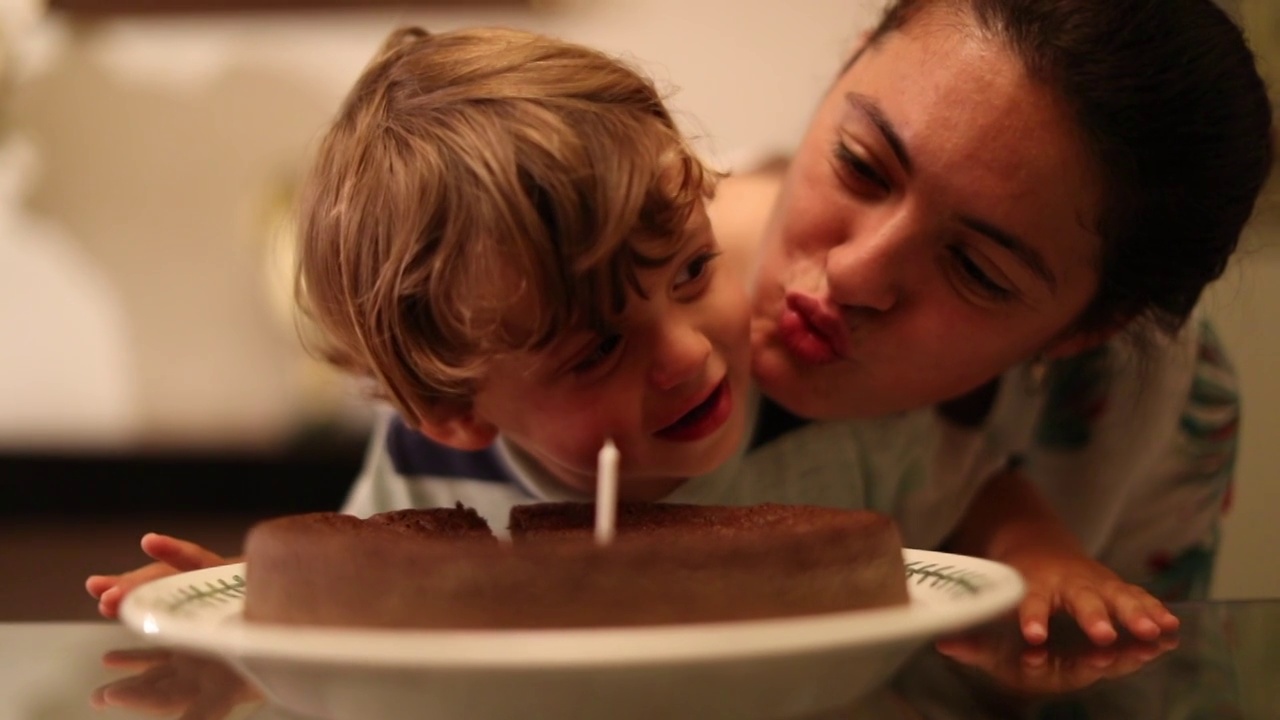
[866,0,1275,337]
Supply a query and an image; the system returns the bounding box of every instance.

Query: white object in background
[0,135,138,448]
[594,438,620,544]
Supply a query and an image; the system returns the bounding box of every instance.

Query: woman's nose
[647,322,711,391]
[824,215,916,313]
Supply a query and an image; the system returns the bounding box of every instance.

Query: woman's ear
[1041,321,1127,360]
[416,405,498,451]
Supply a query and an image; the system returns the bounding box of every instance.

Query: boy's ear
[415,406,498,451]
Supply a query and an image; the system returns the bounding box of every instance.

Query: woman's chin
[754,365,834,419]
[754,356,892,420]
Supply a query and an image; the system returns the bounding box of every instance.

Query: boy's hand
[86,534,231,619]
[90,646,260,719]
[1006,547,1180,646]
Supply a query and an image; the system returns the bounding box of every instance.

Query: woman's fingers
[1018,591,1053,645]
[1113,591,1164,641]
[1062,586,1118,646]
[1112,584,1180,641]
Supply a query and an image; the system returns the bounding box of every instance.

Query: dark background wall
[0,431,364,620]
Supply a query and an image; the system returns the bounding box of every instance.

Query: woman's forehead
[855,22,1040,134]
[851,16,1098,198]
[827,17,1104,292]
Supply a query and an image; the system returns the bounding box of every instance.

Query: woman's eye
[571,333,623,374]
[673,251,720,289]
[833,142,891,195]
[948,247,1013,301]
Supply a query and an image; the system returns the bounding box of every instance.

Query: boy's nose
[648,325,711,391]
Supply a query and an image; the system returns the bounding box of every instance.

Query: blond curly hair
[295,27,716,427]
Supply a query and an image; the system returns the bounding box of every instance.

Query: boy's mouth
[654,379,732,442]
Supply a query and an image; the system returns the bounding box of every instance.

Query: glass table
[4,600,1277,719]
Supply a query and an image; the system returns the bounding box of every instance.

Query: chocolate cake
[243,502,909,629]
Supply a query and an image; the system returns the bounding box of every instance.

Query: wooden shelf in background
[0,443,363,515]
[50,0,528,14]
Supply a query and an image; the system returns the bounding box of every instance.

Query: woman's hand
[86,533,233,619]
[935,615,1179,695]
[948,465,1179,646]
[1003,547,1180,646]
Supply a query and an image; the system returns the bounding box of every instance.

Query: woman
[715,0,1273,645]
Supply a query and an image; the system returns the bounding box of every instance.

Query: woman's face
[751,12,1106,419]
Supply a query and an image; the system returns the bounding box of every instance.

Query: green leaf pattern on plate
[154,562,989,617]
[164,574,247,615]
[903,561,986,598]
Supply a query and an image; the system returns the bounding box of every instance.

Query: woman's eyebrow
[844,92,912,173]
[960,216,1058,292]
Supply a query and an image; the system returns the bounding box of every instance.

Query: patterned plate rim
[121,548,1025,668]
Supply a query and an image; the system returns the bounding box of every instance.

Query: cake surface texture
[243,502,909,629]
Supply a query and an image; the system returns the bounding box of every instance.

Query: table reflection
[861,603,1248,719]
[73,600,1279,720]
[90,646,264,720]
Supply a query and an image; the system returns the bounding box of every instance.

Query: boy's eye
[673,250,720,289]
[571,333,623,374]
[832,141,890,195]
[948,246,1013,302]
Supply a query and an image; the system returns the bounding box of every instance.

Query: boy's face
[472,205,753,499]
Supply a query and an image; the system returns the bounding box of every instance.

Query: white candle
[594,438,620,545]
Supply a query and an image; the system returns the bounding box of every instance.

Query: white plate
[120,549,1023,720]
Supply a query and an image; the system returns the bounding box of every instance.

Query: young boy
[287,25,755,517]
[88,25,759,616]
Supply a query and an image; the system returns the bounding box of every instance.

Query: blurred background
[0,0,1276,617]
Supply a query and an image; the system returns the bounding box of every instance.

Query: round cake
[242,502,909,629]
